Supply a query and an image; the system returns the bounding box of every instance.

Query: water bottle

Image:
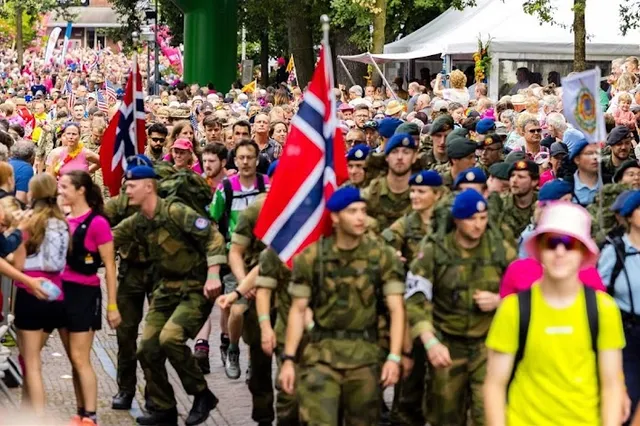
[41,281,61,301]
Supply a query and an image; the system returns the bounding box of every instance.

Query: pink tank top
[58,148,89,175]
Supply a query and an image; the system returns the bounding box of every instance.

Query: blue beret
[568,138,590,161]
[326,187,364,212]
[476,118,496,135]
[385,133,416,156]
[126,165,157,180]
[453,167,487,188]
[347,144,371,161]
[538,179,573,202]
[451,189,487,220]
[378,118,403,138]
[620,190,640,217]
[126,154,154,170]
[563,128,586,151]
[611,190,634,213]
[267,160,279,178]
[410,170,442,187]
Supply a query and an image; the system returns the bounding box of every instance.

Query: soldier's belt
[310,327,377,343]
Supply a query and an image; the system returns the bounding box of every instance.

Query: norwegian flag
[254,44,348,265]
[99,59,146,196]
[63,74,75,110]
[105,80,117,103]
[96,89,109,114]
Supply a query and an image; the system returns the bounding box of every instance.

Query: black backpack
[507,287,599,397]
[605,235,638,316]
[217,174,266,241]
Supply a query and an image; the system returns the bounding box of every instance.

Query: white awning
[48,7,121,29]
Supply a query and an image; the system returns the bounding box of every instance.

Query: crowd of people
[0,42,639,426]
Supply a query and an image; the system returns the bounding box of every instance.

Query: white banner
[44,27,61,66]
[561,68,606,143]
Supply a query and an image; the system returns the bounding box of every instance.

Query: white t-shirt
[442,88,470,108]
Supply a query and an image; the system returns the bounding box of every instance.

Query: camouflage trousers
[243,304,275,423]
[390,340,428,426]
[298,362,380,426]
[426,334,487,426]
[115,261,154,394]
[275,345,301,426]
[137,283,213,410]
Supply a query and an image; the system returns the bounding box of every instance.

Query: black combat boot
[185,388,219,425]
[136,407,178,426]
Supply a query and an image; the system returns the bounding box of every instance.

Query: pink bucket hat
[524,201,599,267]
[171,138,193,151]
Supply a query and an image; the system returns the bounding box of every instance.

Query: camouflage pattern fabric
[297,362,381,426]
[419,149,448,171]
[274,346,302,426]
[365,151,436,184]
[136,285,213,410]
[500,192,537,238]
[362,177,412,231]
[601,155,618,181]
[231,193,268,271]
[381,210,433,267]
[289,235,405,370]
[35,125,57,164]
[588,183,630,245]
[431,190,501,239]
[390,341,428,426]
[256,248,292,345]
[426,336,487,426]
[157,168,213,217]
[145,145,166,163]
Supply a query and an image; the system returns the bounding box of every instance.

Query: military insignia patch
[195,217,209,229]
[477,201,486,212]
[355,149,363,158]
[466,171,475,181]
[415,174,423,183]
[484,137,493,146]
[402,138,410,146]
[516,160,527,169]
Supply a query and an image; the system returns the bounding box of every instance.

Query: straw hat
[385,100,405,116]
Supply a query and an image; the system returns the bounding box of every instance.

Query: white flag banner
[561,68,606,143]
[44,27,61,66]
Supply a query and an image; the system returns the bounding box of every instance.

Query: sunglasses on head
[538,233,583,251]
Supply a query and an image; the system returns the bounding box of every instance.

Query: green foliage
[620,0,640,35]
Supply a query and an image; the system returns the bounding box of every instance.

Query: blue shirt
[598,234,640,315]
[573,171,600,206]
[518,223,536,258]
[9,158,33,193]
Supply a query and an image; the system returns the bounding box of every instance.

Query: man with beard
[602,126,633,183]
[201,144,227,192]
[422,115,453,169]
[145,123,169,163]
[501,160,539,238]
[362,133,417,230]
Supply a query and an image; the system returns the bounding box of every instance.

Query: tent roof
[48,7,121,29]
[383,0,640,58]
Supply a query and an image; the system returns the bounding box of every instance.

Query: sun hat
[524,201,599,267]
[385,100,405,116]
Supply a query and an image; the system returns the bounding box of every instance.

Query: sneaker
[193,340,210,375]
[0,335,15,347]
[225,349,241,380]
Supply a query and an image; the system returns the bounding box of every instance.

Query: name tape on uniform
[404,271,433,301]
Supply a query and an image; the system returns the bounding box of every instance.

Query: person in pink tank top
[45,122,100,179]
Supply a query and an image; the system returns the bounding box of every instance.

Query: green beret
[446,127,469,144]
[488,162,511,180]
[430,115,454,135]
[395,122,420,136]
[446,136,477,159]
[504,150,526,164]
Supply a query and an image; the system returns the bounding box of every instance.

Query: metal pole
[368,53,397,99]
[154,0,160,95]
[241,26,246,61]
[147,42,151,94]
[338,57,356,87]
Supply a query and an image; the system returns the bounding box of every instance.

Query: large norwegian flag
[99,59,146,196]
[254,44,348,265]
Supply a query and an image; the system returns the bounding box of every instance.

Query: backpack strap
[256,173,266,193]
[584,286,600,393]
[222,178,233,218]
[507,288,532,397]
[607,236,637,315]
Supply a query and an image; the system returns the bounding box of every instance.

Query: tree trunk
[573,0,586,72]
[287,0,314,89]
[333,26,367,89]
[371,0,386,54]
[16,5,23,68]
[260,29,269,87]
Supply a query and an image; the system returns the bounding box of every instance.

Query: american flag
[189,113,199,138]
[254,44,348,265]
[63,74,75,110]
[84,53,98,73]
[96,89,109,114]
[99,59,146,196]
[105,80,117,103]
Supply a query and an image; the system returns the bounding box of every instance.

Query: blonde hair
[0,161,14,187]
[25,173,67,255]
[525,96,539,112]
[617,72,637,92]
[619,92,633,104]
[516,112,537,132]
[0,196,21,228]
[449,70,467,90]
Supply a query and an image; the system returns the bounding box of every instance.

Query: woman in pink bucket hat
[485,200,627,425]
[163,138,203,174]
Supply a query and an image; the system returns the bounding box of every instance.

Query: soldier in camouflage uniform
[601,125,633,183]
[279,187,406,426]
[486,162,511,195]
[501,159,538,238]
[362,133,417,231]
[346,144,371,188]
[112,161,226,426]
[434,135,478,189]
[382,170,443,426]
[588,181,631,246]
[421,115,453,171]
[406,189,516,426]
[104,156,156,410]
[477,133,504,175]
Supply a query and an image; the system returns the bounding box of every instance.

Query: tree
[0,0,79,66]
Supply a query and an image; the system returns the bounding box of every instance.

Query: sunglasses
[150,137,165,142]
[528,128,543,134]
[347,139,365,145]
[538,233,583,251]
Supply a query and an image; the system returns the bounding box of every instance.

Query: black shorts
[13,287,65,333]
[62,281,102,332]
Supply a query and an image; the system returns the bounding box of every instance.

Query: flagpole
[132,53,139,155]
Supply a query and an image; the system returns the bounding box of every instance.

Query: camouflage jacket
[500,192,537,238]
[588,183,630,246]
[362,176,412,231]
[420,149,449,171]
[365,151,435,184]
[104,194,145,262]
[288,235,405,369]
[112,198,227,288]
[231,193,268,270]
[256,248,292,345]
[406,229,516,339]
[381,210,432,265]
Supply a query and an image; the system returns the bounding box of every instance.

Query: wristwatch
[280,353,296,364]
